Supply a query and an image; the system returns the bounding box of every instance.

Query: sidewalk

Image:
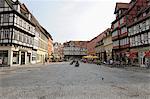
[0,63,50,74]
[122,66,150,73]
[102,64,150,73]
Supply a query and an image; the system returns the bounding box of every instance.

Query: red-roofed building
[111,0,149,67]
[87,32,106,56]
[63,41,88,60]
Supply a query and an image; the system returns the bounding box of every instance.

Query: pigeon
[102,77,104,80]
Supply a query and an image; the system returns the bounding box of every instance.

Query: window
[142,21,146,31]
[121,27,127,34]
[112,30,118,37]
[19,19,22,26]
[0,50,8,65]
[113,40,119,46]
[137,35,141,45]
[128,27,134,36]
[148,32,150,44]
[132,37,135,46]
[135,36,138,46]
[0,0,4,7]
[143,13,146,17]
[136,25,139,34]
[3,29,10,39]
[113,22,118,29]
[146,19,150,30]
[139,23,142,32]
[13,51,19,64]
[28,25,30,31]
[19,32,23,42]
[30,37,32,45]
[24,22,26,29]
[133,26,137,34]
[3,14,9,23]
[13,30,19,40]
[143,33,148,44]
[120,17,124,25]
[27,36,30,44]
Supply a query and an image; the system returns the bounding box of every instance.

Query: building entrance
[21,52,25,65]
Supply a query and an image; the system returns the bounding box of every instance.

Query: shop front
[0,50,8,66]
[127,51,138,66]
[138,47,150,67]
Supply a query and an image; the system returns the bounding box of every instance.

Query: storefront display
[0,50,8,65]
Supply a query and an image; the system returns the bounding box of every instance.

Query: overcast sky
[20,0,130,43]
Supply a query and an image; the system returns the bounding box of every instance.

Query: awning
[145,51,150,57]
[128,51,138,59]
[82,55,99,59]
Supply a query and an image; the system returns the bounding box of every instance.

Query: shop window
[0,50,8,65]
[13,51,19,64]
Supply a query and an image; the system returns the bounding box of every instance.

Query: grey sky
[20,0,130,43]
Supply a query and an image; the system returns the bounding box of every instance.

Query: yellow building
[103,29,113,62]
[31,16,49,63]
[36,25,49,63]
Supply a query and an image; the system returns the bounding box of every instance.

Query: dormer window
[13,4,20,13]
[119,10,122,15]
[28,14,31,21]
[143,13,146,17]
[134,18,137,21]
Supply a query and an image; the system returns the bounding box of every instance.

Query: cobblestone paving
[0,62,150,99]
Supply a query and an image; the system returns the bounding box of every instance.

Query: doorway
[21,52,25,65]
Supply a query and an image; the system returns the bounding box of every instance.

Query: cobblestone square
[0,62,150,99]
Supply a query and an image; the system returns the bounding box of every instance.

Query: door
[27,53,31,64]
[21,52,25,65]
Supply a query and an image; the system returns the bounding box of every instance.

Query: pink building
[87,32,106,56]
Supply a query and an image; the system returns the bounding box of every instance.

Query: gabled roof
[5,0,35,26]
[114,3,129,14]
[5,0,15,9]
[41,26,53,40]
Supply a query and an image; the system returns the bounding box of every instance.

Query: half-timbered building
[0,0,53,66]
[128,0,150,67]
[0,0,36,66]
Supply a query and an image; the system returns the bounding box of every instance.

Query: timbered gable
[0,0,4,8]
[0,0,14,12]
